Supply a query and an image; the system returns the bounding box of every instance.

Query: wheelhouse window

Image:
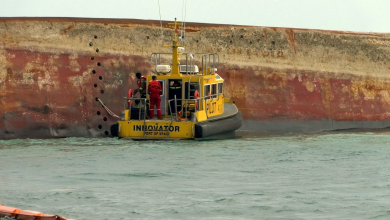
[204,84,211,99]
[158,80,164,96]
[211,84,217,98]
[185,82,200,99]
[218,82,223,94]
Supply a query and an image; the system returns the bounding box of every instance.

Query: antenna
[158,0,163,46]
[181,0,188,45]
[184,0,187,43]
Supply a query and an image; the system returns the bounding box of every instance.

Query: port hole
[100,90,104,94]
[98,125,102,129]
[95,97,99,101]
[94,35,98,39]
[91,57,94,60]
[96,49,99,53]
[99,76,103,80]
[105,131,109,135]
[103,117,107,121]
[97,62,101,66]
[93,84,97,88]
[97,111,101,115]
[89,42,93,46]
[92,70,96,74]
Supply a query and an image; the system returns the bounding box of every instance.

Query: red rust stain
[277,50,285,59]
[246,49,252,57]
[217,64,390,121]
[285,29,297,54]
[2,21,9,28]
[1,44,155,138]
[6,68,13,81]
[184,28,199,33]
[263,28,268,40]
[261,50,268,58]
[61,23,75,35]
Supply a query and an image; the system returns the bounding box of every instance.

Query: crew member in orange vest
[148,75,162,119]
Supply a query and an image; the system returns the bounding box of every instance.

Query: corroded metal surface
[1,17,390,138]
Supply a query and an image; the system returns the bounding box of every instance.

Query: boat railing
[123,93,223,122]
[167,97,199,122]
[123,96,203,122]
[194,53,219,75]
[123,97,149,138]
[167,93,223,121]
[150,52,219,75]
[166,95,218,138]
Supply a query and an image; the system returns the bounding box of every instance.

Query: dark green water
[1,132,390,219]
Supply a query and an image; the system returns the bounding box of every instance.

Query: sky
[1,0,389,33]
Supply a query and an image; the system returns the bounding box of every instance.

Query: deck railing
[124,94,222,120]
[150,52,219,75]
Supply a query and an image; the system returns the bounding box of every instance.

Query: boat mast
[165,18,183,76]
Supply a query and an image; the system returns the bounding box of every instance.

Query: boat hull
[117,109,243,140]
[195,111,243,138]
[118,119,196,139]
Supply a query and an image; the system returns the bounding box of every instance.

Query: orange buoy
[0,204,75,220]
[194,90,200,110]
[127,89,133,108]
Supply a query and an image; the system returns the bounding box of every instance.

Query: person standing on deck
[135,72,146,97]
[148,75,162,119]
[169,80,182,114]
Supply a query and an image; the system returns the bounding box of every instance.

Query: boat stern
[118,118,196,139]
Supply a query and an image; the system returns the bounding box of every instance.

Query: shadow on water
[2,128,390,146]
[236,127,390,139]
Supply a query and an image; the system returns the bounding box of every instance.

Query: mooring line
[97,98,120,118]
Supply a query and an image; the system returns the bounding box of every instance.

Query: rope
[158,0,164,46]
[97,98,120,118]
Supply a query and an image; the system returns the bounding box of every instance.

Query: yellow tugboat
[117,19,242,140]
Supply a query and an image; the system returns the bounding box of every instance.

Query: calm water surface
[1,132,390,219]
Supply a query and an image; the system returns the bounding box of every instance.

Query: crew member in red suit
[148,75,162,119]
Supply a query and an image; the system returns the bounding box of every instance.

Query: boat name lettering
[133,125,180,132]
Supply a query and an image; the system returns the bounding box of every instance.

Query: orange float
[127,89,134,108]
[194,90,200,110]
[0,204,75,220]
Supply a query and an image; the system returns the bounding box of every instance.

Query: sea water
[1,131,390,220]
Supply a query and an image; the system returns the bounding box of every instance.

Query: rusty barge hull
[1,17,390,139]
